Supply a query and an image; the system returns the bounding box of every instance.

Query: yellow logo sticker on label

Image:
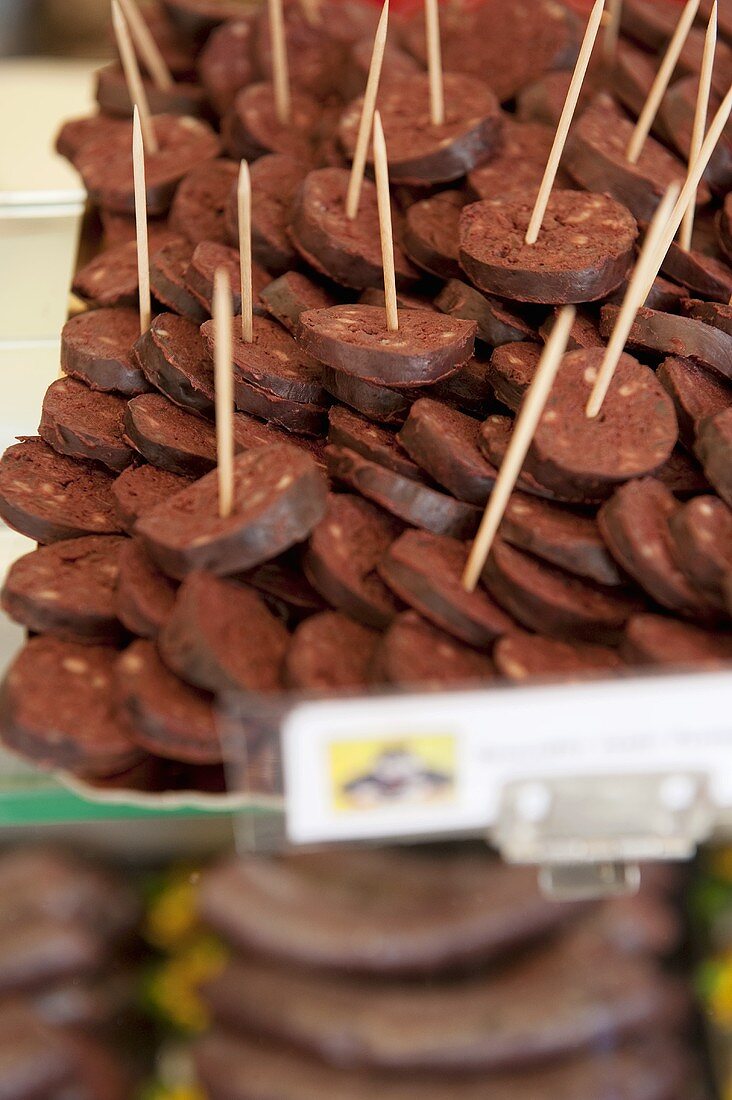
[329,735,457,814]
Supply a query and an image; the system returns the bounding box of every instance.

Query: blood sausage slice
[112,464,195,533]
[39,378,133,474]
[61,309,149,395]
[375,612,495,689]
[115,540,178,640]
[398,399,497,504]
[494,632,624,683]
[124,393,218,477]
[134,313,214,416]
[285,612,379,692]
[622,613,732,667]
[169,158,239,245]
[669,495,732,606]
[695,407,732,507]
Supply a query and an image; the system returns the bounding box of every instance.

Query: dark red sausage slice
[601,303,732,381]
[159,572,288,693]
[298,304,476,389]
[680,296,732,336]
[525,349,677,502]
[398,399,497,505]
[479,414,583,503]
[0,440,121,545]
[378,530,514,647]
[137,443,328,579]
[495,631,624,683]
[72,240,140,309]
[500,492,624,587]
[339,73,503,186]
[660,240,732,304]
[435,280,536,350]
[327,444,481,539]
[516,70,593,129]
[539,307,604,352]
[222,82,319,163]
[659,77,732,196]
[61,309,149,395]
[285,611,379,691]
[467,120,557,203]
[403,191,466,279]
[482,537,642,643]
[487,343,541,412]
[39,378,134,474]
[459,191,637,305]
[261,271,338,335]
[116,639,220,764]
[657,356,732,448]
[328,405,425,482]
[184,240,269,317]
[303,493,403,629]
[111,464,195,533]
[76,114,221,215]
[169,158,239,245]
[55,113,129,166]
[95,62,206,119]
[226,154,309,276]
[598,478,716,619]
[342,35,420,101]
[622,613,732,668]
[668,495,732,607]
[564,94,702,223]
[1,536,126,645]
[320,366,412,425]
[695,407,732,507]
[374,611,494,689]
[115,539,178,640]
[0,638,143,778]
[150,237,208,323]
[198,19,256,116]
[124,393,218,477]
[256,0,347,99]
[290,167,419,290]
[134,313,214,416]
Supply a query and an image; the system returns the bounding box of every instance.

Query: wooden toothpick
[373,111,399,333]
[679,2,717,251]
[132,107,151,336]
[462,306,577,592]
[346,0,389,220]
[425,0,445,127]
[626,0,702,164]
[111,0,158,154]
[268,0,291,126]
[238,160,253,344]
[603,0,623,65]
[213,268,235,520]
[586,182,680,419]
[525,0,605,245]
[118,0,174,90]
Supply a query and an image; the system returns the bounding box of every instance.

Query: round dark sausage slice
[398,398,497,504]
[374,611,495,689]
[479,414,582,503]
[435,280,537,350]
[0,638,143,778]
[525,349,678,502]
[124,393,218,477]
[115,539,178,640]
[0,440,121,545]
[184,240,269,317]
[338,73,503,186]
[72,240,140,309]
[198,19,256,116]
[222,82,319,163]
[320,366,412,425]
[61,309,149,396]
[668,495,732,607]
[660,239,732,304]
[226,154,309,276]
[467,120,557,203]
[621,613,732,668]
[159,572,288,694]
[328,405,426,482]
[378,530,515,648]
[598,478,716,620]
[659,76,732,197]
[1,535,126,645]
[494,632,624,683]
[482,537,642,643]
[487,343,541,412]
[656,356,732,449]
[680,296,732,337]
[303,493,403,629]
[111,464,195,533]
[290,166,418,290]
[76,113,221,215]
[261,271,338,335]
[150,237,208,323]
[403,191,466,279]
[39,378,134,474]
[136,443,328,579]
[256,1,347,100]
[285,611,379,691]
[116,639,221,764]
[694,407,732,507]
[169,158,239,245]
[459,191,637,305]
[601,303,732,381]
[95,62,206,119]
[55,113,130,166]
[298,304,476,389]
[326,444,482,539]
[500,492,624,586]
[133,313,214,416]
